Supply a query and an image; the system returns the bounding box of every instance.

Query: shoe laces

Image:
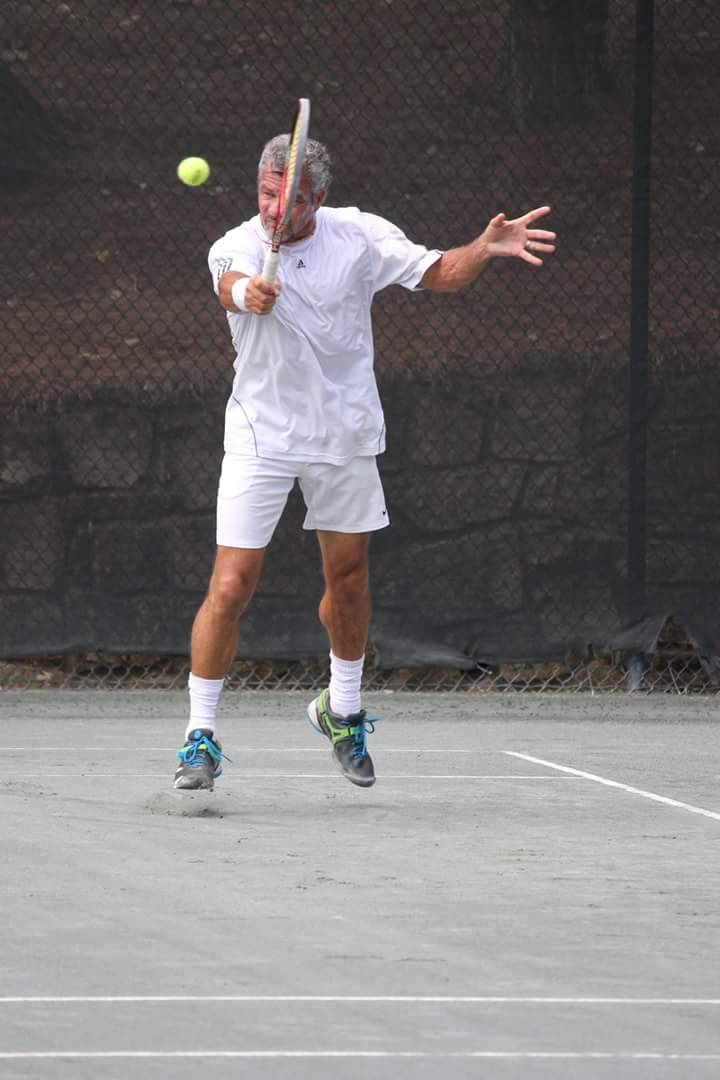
[351,717,377,759]
[177,733,231,769]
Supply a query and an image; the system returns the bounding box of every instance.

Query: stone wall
[1,360,719,668]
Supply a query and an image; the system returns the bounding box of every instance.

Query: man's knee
[324,557,369,601]
[207,551,263,619]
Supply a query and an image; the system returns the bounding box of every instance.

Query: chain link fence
[1,0,718,692]
[0,613,715,692]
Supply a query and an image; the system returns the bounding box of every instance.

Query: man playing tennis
[174,133,556,792]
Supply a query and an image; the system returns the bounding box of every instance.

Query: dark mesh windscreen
[1,1,718,674]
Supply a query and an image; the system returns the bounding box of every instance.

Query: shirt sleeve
[360,212,443,294]
[208,223,263,295]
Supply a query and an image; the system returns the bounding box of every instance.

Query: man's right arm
[217,271,280,316]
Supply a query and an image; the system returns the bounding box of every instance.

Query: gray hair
[258,134,332,198]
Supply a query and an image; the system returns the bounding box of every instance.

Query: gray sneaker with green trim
[306,689,376,787]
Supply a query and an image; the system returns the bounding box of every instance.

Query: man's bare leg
[317,531,370,711]
[174,546,265,790]
[191,545,266,677]
[308,530,375,786]
[316,530,370,662]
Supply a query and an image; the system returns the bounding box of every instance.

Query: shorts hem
[216,533,271,550]
[303,517,390,534]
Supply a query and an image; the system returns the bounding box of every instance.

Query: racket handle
[262,249,279,284]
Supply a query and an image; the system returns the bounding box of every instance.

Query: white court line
[2,773,582,781]
[2,995,719,1004]
[1,1051,719,1061]
[505,752,720,822]
[1,747,477,753]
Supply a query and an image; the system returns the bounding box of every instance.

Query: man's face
[258,168,323,244]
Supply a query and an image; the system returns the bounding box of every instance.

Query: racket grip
[262,249,279,284]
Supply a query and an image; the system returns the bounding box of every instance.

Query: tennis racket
[261,97,311,284]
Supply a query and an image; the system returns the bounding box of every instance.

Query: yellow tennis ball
[177,157,210,187]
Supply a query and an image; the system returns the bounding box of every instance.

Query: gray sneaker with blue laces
[306,689,377,787]
[174,728,227,791]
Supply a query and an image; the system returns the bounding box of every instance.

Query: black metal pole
[626,0,655,632]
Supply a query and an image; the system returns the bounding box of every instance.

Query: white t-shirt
[208,206,442,464]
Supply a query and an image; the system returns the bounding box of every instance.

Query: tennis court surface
[1,690,719,1079]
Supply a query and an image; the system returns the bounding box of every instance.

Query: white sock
[186,673,225,738]
[328,651,364,718]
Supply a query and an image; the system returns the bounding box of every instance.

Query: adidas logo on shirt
[296,258,306,269]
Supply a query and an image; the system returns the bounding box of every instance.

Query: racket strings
[264,98,310,274]
[273,132,301,249]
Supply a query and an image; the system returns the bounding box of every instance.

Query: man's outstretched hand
[485,206,556,265]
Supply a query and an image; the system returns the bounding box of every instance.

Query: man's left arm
[420,205,556,292]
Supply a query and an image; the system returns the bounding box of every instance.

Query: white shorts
[216,453,390,549]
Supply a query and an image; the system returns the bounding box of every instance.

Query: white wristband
[231,278,250,312]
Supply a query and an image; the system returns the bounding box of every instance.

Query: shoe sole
[306,700,324,737]
[174,778,214,791]
[173,765,222,792]
[306,703,376,788]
